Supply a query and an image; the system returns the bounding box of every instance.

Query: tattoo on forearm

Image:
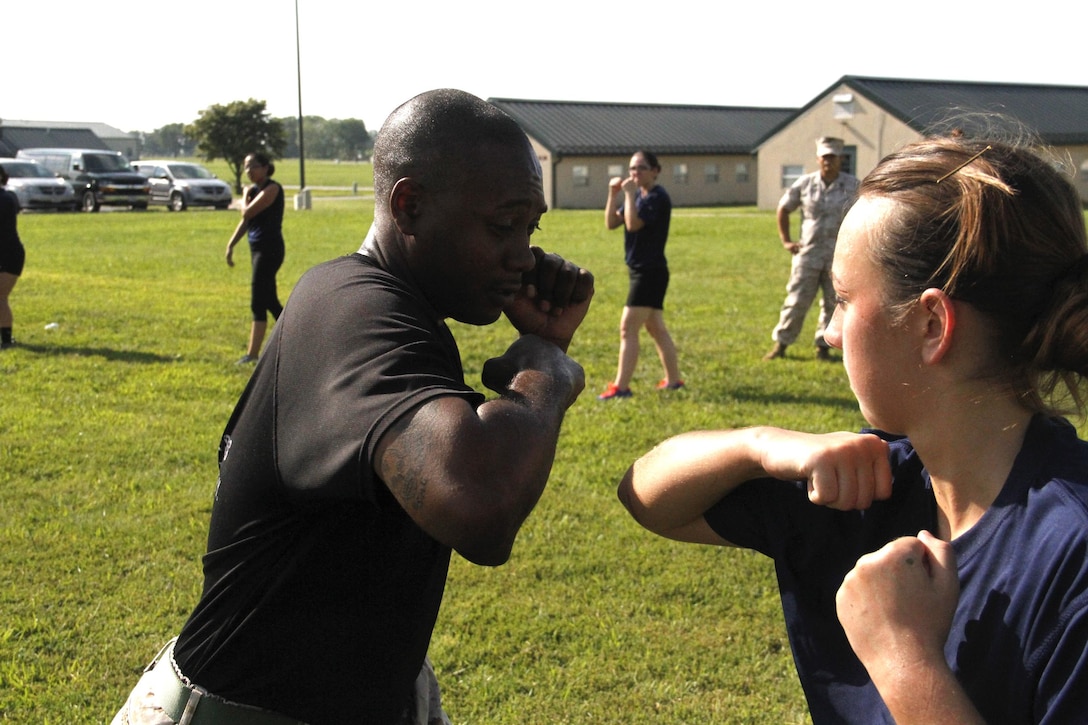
[385,438,428,511]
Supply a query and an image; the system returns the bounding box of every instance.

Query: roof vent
[833,93,855,120]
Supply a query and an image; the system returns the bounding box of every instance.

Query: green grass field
[184,157,373,197]
[7,183,1061,722]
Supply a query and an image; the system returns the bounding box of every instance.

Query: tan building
[756,76,1088,209]
[489,98,794,210]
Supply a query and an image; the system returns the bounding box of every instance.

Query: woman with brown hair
[619,133,1088,723]
[598,150,682,399]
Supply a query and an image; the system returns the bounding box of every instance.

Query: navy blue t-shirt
[622,184,671,270]
[246,180,285,253]
[704,415,1088,724]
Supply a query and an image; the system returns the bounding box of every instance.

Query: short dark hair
[373,89,528,201]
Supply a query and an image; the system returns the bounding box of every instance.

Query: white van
[17,148,151,212]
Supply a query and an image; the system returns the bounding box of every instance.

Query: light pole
[294,0,310,209]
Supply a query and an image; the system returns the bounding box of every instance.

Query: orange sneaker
[656,379,685,390]
[598,382,633,400]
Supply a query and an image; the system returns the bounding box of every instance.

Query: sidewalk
[229,186,374,210]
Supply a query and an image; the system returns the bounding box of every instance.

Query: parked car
[16,148,150,212]
[0,157,78,211]
[132,160,233,211]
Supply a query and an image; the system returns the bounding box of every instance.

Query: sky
[7,1,1086,135]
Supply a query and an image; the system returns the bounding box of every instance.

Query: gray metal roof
[489,98,796,156]
[834,76,1088,145]
[3,119,135,139]
[0,126,108,154]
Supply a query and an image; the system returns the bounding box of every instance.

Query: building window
[673,163,689,184]
[572,165,589,187]
[840,146,858,177]
[735,163,749,183]
[782,164,803,188]
[608,164,625,178]
[704,163,719,183]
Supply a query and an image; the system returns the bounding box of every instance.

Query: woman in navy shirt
[619,135,1088,724]
[598,150,683,399]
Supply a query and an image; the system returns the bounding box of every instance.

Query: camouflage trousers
[111,639,451,725]
[770,258,835,347]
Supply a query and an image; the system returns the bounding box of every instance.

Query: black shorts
[626,266,669,309]
[0,243,26,276]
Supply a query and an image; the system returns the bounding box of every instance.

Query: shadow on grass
[8,342,181,364]
[734,387,858,410]
[697,382,860,412]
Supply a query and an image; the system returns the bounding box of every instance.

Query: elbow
[457,540,513,567]
[617,466,685,539]
[451,528,515,567]
[616,468,647,526]
[444,500,523,567]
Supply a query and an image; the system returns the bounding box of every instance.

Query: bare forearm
[873,663,986,725]
[480,371,570,491]
[619,427,893,538]
[623,193,643,232]
[619,428,767,535]
[228,219,248,246]
[377,382,572,567]
[448,369,576,561]
[605,194,623,229]
[776,206,792,242]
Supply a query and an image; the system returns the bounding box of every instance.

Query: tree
[142,123,193,157]
[185,99,287,193]
[333,119,371,160]
[277,116,371,160]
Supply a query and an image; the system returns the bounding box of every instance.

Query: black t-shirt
[0,189,22,258]
[246,180,285,253]
[174,253,484,723]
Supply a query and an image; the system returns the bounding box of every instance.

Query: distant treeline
[139,117,373,161]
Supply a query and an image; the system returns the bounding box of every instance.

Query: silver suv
[131,160,233,211]
[0,157,78,211]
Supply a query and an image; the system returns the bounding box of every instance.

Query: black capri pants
[250,247,284,322]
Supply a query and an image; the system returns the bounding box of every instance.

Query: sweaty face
[819,154,842,182]
[410,140,545,325]
[825,197,918,433]
[244,156,268,184]
[629,152,659,190]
